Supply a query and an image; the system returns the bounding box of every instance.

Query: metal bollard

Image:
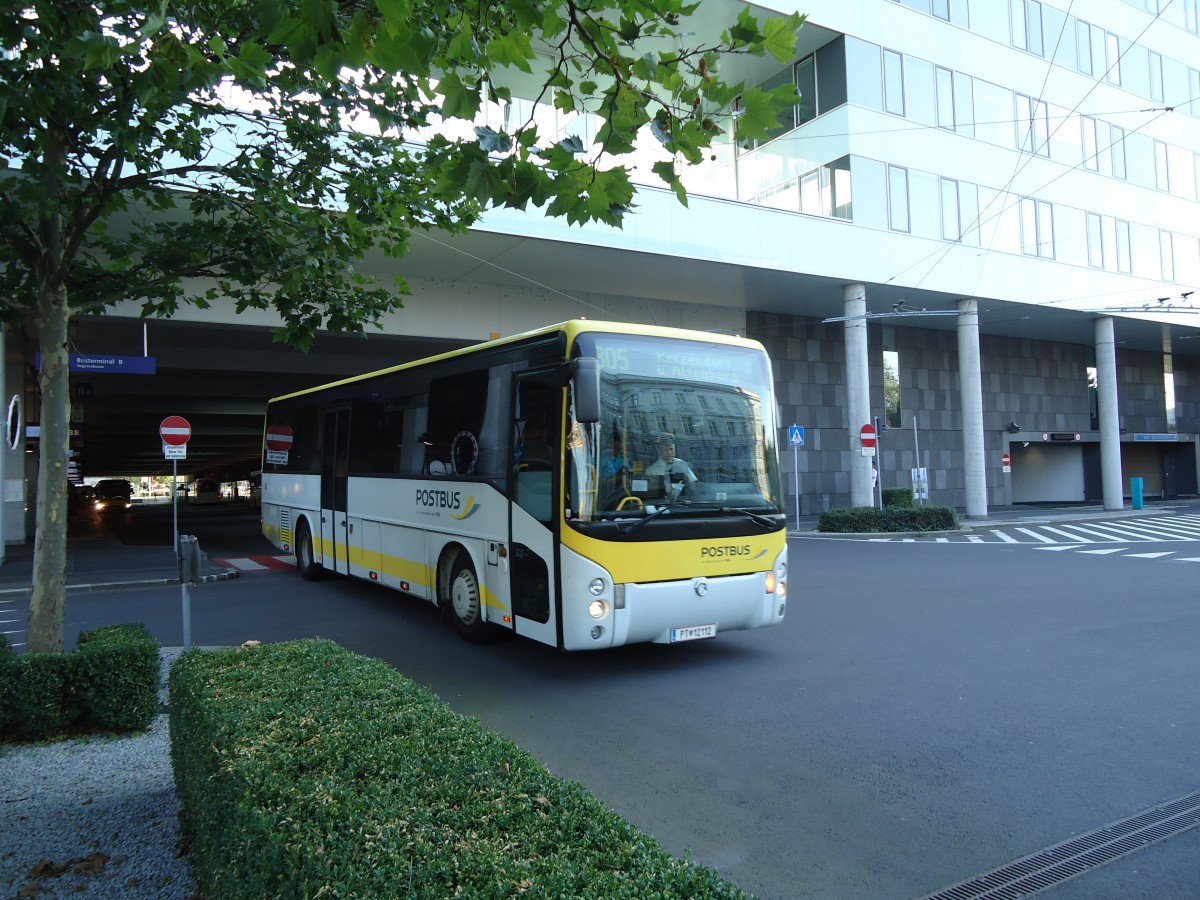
[178,534,201,650]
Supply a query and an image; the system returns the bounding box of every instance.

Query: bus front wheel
[448,555,495,643]
[296,521,325,581]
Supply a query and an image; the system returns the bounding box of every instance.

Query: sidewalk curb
[0,568,239,597]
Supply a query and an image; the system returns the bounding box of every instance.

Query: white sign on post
[163,443,186,460]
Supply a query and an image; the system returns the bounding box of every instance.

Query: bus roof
[266,319,768,405]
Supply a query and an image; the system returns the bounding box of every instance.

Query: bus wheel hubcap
[452,572,478,623]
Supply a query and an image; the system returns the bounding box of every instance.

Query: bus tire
[448,554,496,643]
[295,520,325,581]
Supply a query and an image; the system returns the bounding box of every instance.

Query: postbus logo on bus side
[415,488,479,519]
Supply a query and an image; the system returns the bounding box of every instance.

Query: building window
[795,56,817,126]
[1105,32,1121,85]
[1076,20,1094,75]
[933,0,950,19]
[1160,230,1176,281]
[1149,51,1164,102]
[935,67,955,130]
[1020,198,1054,258]
[1081,116,1099,171]
[1087,213,1105,268]
[1110,125,1127,179]
[883,49,905,116]
[883,329,902,428]
[941,178,961,241]
[1116,219,1132,273]
[1186,0,1198,33]
[1155,140,1170,191]
[1016,94,1048,156]
[888,165,910,232]
[1027,1,1044,56]
[1010,0,1027,50]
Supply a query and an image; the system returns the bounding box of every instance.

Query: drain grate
[922,789,1200,899]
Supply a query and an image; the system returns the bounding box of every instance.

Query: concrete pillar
[1095,316,1124,510]
[957,299,988,518]
[843,283,872,507]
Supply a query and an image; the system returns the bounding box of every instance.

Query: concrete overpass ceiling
[36,316,465,480]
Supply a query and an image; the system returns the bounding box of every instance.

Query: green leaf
[485,31,535,74]
[762,14,806,61]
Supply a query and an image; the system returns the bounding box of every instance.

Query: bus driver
[644,433,697,498]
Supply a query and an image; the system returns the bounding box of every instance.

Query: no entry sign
[859,423,877,449]
[265,425,294,453]
[160,416,191,446]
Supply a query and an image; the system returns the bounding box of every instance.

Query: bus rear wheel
[448,555,497,643]
[295,520,325,581]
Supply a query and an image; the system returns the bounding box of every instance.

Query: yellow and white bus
[260,320,788,650]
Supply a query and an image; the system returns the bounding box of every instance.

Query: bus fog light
[588,599,608,619]
[777,580,787,600]
[588,577,606,596]
[590,625,605,640]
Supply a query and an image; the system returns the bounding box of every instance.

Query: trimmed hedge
[0,623,159,742]
[882,487,913,508]
[169,639,747,899]
[0,633,15,732]
[817,505,959,533]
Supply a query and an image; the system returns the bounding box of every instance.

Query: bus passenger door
[510,373,560,646]
[321,407,351,575]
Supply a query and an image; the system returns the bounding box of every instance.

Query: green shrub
[7,652,79,741]
[818,505,959,533]
[170,640,747,899]
[882,487,913,508]
[76,623,160,731]
[0,633,15,733]
[1,622,159,742]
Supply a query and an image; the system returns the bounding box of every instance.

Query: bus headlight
[588,599,608,619]
[588,577,606,596]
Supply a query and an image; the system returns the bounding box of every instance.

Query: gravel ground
[0,650,197,899]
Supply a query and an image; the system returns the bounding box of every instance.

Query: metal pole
[912,415,923,504]
[875,415,882,509]
[172,457,179,560]
[793,428,800,529]
[181,580,192,651]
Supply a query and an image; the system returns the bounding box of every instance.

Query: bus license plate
[671,624,717,643]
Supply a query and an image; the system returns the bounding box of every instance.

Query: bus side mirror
[572,357,601,424]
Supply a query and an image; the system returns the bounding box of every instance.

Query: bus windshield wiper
[719,507,776,528]
[617,506,669,536]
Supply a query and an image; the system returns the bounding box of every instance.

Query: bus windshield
[568,332,783,523]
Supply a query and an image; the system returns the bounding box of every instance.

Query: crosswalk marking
[1042,525,1094,542]
[991,530,1019,543]
[1078,548,1128,555]
[214,554,296,572]
[1124,551,1175,559]
[1016,527,1057,543]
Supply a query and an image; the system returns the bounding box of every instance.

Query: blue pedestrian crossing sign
[789,425,805,446]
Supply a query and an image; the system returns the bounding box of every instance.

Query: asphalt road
[40,510,1200,899]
